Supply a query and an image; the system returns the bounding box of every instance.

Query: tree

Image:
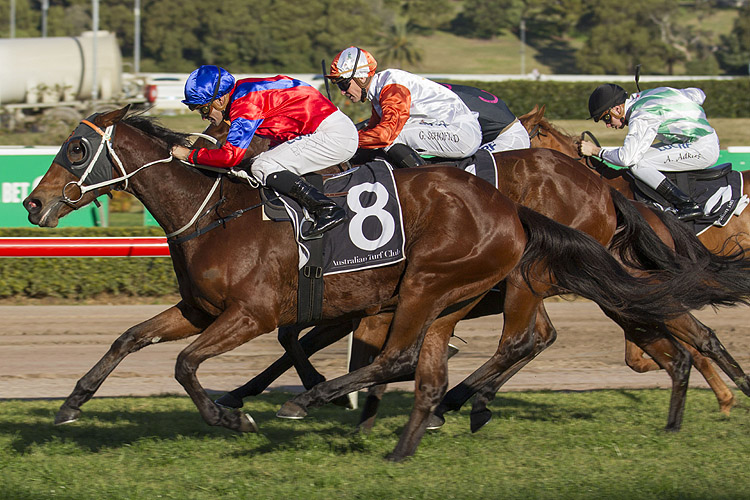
[717,4,750,74]
[377,19,423,69]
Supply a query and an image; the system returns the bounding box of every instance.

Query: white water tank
[0,31,122,105]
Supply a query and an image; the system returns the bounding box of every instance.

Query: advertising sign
[0,147,106,227]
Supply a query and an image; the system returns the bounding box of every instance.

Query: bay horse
[219,147,750,435]
[517,104,750,412]
[23,107,702,461]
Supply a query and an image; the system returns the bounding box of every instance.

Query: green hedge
[442,78,750,120]
[0,227,178,300]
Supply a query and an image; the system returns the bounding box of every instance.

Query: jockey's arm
[600,115,660,168]
[358,84,411,149]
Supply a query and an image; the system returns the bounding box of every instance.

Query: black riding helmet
[588,84,628,121]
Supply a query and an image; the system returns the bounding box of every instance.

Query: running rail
[0,237,170,257]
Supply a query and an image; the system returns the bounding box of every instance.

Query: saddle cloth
[262,161,406,275]
[631,163,749,235]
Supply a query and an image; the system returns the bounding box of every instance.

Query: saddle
[629,163,749,235]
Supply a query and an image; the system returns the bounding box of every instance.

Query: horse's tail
[608,188,750,307]
[607,187,696,273]
[646,205,750,304]
[515,205,720,324]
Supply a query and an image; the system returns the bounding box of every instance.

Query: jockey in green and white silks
[602,87,719,179]
[579,84,720,221]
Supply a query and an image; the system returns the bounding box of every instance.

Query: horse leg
[678,340,736,415]
[664,313,750,397]
[429,284,552,431]
[174,307,275,433]
[358,384,388,433]
[623,325,692,431]
[463,299,558,433]
[386,322,452,462]
[625,338,735,414]
[624,340,661,372]
[277,325,326,388]
[56,301,211,425]
[215,321,353,408]
[277,292,475,421]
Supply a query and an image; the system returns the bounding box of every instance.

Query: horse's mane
[538,116,575,142]
[123,114,192,149]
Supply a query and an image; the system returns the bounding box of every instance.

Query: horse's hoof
[470,408,492,433]
[215,393,244,409]
[276,401,308,419]
[55,406,81,425]
[239,413,259,433]
[331,394,354,409]
[425,413,445,430]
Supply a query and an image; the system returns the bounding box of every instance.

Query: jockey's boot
[266,171,346,239]
[387,144,426,169]
[655,178,704,222]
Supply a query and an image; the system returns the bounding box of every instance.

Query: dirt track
[2,301,750,401]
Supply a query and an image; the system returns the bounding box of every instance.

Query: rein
[579,130,605,171]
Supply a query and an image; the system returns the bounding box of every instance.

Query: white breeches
[251,109,358,184]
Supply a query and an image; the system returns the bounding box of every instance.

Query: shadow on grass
[0,392,363,455]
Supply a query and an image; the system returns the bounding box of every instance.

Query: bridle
[58,115,270,242]
[60,118,172,206]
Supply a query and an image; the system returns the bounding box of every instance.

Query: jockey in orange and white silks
[578,84,720,222]
[171,65,357,238]
[326,47,482,168]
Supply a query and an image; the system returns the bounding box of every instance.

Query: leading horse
[23,107,701,461]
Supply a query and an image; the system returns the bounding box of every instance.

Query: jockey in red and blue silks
[171,65,358,239]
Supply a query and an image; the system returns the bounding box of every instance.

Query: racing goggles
[330,48,362,92]
[331,77,352,92]
[598,109,613,124]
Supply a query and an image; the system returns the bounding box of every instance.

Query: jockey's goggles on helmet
[599,109,613,124]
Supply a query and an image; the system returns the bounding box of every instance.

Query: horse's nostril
[24,198,41,214]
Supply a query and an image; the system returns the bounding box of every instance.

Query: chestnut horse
[219,147,750,435]
[517,104,750,413]
[24,107,702,461]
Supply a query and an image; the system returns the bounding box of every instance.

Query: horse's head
[518,104,546,135]
[24,106,130,227]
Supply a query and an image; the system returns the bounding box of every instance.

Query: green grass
[2,389,750,499]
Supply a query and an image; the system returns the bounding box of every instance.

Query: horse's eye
[66,139,88,166]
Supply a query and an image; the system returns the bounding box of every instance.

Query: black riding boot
[266,171,347,239]
[655,178,704,222]
[386,144,426,169]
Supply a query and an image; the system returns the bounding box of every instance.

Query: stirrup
[301,208,347,240]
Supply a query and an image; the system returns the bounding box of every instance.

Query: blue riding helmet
[182,65,236,107]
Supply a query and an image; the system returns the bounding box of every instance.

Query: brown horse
[518,104,750,413]
[24,107,700,461]
[220,147,750,435]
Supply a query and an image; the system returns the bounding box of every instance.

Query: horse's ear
[94,105,131,128]
[538,104,546,117]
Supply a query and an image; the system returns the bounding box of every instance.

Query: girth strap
[296,173,325,326]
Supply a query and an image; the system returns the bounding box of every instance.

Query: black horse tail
[515,205,718,325]
[608,188,750,307]
[646,205,750,304]
[608,188,699,273]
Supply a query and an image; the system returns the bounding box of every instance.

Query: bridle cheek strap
[62,120,171,204]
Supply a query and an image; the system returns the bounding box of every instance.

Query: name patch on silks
[275,161,406,275]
